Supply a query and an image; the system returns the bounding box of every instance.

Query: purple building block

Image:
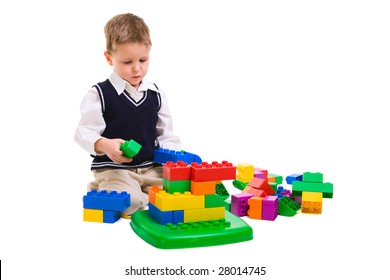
[231,193,253,217]
[262,195,278,221]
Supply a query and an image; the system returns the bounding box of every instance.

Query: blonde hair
[104,13,152,53]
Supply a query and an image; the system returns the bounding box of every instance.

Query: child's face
[104,42,150,89]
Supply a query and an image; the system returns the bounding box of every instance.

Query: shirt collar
[108,70,160,95]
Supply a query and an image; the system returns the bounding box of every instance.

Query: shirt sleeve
[74,87,106,155]
[156,89,182,151]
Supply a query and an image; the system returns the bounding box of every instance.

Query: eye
[140,58,148,63]
[123,61,132,64]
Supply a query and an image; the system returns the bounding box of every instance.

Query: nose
[132,62,141,73]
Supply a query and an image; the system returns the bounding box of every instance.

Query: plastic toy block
[154,148,202,164]
[184,207,225,223]
[163,178,191,194]
[262,196,278,221]
[232,179,248,191]
[236,163,254,183]
[163,161,191,181]
[148,186,162,205]
[154,148,187,164]
[303,172,323,183]
[205,194,225,208]
[247,197,263,219]
[103,210,121,223]
[120,139,142,158]
[292,181,333,198]
[286,174,303,184]
[155,191,205,211]
[231,193,253,217]
[247,177,274,195]
[173,210,184,224]
[301,191,322,214]
[148,203,173,224]
[181,150,202,165]
[224,200,231,211]
[130,210,253,249]
[269,182,278,193]
[191,180,216,196]
[242,185,267,197]
[83,190,131,212]
[268,176,275,183]
[254,168,268,179]
[268,173,283,184]
[190,161,236,182]
[83,209,103,223]
[216,182,230,200]
[278,196,301,217]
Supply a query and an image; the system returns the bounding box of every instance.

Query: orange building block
[148,185,162,205]
[191,180,216,195]
[301,191,322,214]
[247,197,263,219]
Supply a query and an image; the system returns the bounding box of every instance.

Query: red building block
[247,177,274,196]
[163,161,191,181]
[191,161,236,182]
[242,186,267,197]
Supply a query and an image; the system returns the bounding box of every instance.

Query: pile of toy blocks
[83,190,131,223]
[228,163,333,220]
[148,160,236,224]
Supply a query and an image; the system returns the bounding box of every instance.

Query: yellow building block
[237,163,254,183]
[191,180,216,195]
[184,207,225,223]
[248,197,263,219]
[155,191,205,211]
[83,209,103,222]
[301,191,322,214]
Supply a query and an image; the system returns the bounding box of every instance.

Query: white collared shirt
[74,71,182,155]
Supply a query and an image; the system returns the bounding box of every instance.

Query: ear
[104,51,113,66]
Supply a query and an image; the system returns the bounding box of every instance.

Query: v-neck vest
[91,79,161,170]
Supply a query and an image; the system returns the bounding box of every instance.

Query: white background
[0,0,389,279]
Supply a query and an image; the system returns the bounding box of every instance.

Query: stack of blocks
[232,163,278,221]
[83,190,131,223]
[148,161,236,224]
[292,172,333,214]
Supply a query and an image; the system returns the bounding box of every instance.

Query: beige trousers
[88,166,163,215]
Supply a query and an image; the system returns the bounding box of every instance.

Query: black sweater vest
[91,79,161,170]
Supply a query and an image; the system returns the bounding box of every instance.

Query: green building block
[268,173,283,184]
[278,196,301,216]
[224,200,231,212]
[303,172,323,183]
[232,179,248,191]
[205,194,225,208]
[130,210,253,249]
[163,178,191,194]
[292,181,333,198]
[120,139,142,158]
[269,182,278,193]
[216,183,230,200]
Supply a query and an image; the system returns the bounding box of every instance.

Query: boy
[74,13,181,217]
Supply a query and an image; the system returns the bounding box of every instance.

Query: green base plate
[130,210,253,249]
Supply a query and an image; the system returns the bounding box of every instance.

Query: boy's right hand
[94,138,133,164]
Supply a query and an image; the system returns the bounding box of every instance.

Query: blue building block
[173,210,184,224]
[83,190,130,212]
[148,203,173,225]
[154,148,202,164]
[286,174,303,184]
[103,210,121,223]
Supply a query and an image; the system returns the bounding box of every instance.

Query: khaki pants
[88,166,163,215]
